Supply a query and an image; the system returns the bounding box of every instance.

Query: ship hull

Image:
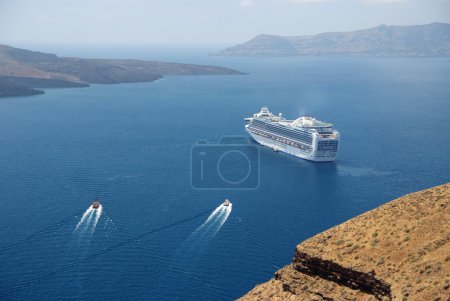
[246,129,336,162]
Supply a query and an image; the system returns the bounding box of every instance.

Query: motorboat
[92,199,101,209]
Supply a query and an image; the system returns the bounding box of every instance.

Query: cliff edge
[240,183,450,301]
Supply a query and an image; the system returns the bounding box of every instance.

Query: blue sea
[1,47,449,300]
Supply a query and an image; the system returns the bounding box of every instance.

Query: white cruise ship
[245,107,339,162]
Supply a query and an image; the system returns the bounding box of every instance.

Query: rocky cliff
[218,23,450,57]
[240,183,450,301]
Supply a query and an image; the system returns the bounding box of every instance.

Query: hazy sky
[1,0,449,46]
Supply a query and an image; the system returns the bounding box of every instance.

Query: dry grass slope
[240,183,450,301]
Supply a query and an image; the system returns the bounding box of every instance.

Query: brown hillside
[240,183,450,301]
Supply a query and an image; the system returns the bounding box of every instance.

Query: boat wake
[172,202,232,272]
[75,205,103,234]
[75,207,93,231]
[0,209,211,298]
[194,203,232,238]
[162,202,232,298]
[91,205,103,233]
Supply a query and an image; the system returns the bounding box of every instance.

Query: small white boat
[223,199,231,206]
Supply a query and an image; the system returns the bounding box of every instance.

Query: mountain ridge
[218,23,450,57]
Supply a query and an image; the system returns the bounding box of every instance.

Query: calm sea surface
[1,48,449,300]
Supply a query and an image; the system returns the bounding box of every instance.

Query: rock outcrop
[240,183,450,300]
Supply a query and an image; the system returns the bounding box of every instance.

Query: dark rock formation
[293,251,391,300]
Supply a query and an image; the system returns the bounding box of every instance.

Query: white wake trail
[214,204,232,234]
[193,205,226,234]
[195,204,231,237]
[203,204,232,238]
[75,206,93,231]
[177,203,232,258]
[169,202,233,289]
[74,204,103,234]
[81,209,95,233]
[90,205,103,234]
[204,205,225,224]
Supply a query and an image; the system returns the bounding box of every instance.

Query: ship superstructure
[245,107,339,162]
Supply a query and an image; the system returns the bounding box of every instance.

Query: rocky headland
[240,183,450,300]
[0,44,243,97]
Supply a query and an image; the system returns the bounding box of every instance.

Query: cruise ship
[245,107,339,162]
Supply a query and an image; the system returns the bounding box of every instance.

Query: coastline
[0,44,244,98]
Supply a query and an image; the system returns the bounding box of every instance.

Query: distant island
[0,44,243,97]
[240,183,450,300]
[217,22,450,57]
